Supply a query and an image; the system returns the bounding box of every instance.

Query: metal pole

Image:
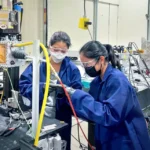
[87,0,119,7]
[32,40,40,137]
[147,0,150,41]
[108,4,110,43]
[116,6,119,45]
[43,0,48,47]
[88,2,99,149]
[93,0,98,40]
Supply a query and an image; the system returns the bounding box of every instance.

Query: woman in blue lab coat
[67,41,150,150]
[19,31,82,150]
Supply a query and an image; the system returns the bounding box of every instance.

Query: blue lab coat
[71,64,150,150]
[19,57,82,150]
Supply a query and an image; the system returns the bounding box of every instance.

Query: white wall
[48,0,119,51]
[21,0,44,55]
[118,0,148,47]
[100,0,119,4]
[48,0,148,49]
[48,0,94,51]
[97,3,119,44]
[20,0,44,73]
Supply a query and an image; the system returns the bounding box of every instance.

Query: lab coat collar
[59,56,71,78]
[99,63,113,83]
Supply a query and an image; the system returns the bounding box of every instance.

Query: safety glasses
[81,59,98,68]
[50,46,68,54]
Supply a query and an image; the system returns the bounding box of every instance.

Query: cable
[84,0,86,17]
[88,28,93,40]
[49,66,94,150]
[71,134,88,149]
[3,68,34,137]
[8,41,91,148]
[0,91,3,104]
[83,0,93,41]
[34,43,50,146]
[13,42,33,47]
[77,124,83,149]
[72,118,84,148]
[72,120,84,127]
[13,42,93,148]
[72,120,85,149]
[12,41,51,146]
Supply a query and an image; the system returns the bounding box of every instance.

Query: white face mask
[50,51,67,63]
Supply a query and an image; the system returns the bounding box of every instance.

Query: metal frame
[43,0,48,47]
[147,0,150,41]
[32,40,40,137]
[88,1,99,148]
[93,0,99,40]
[89,0,119,41]
[3,67,19,100]
[87,0,119,6]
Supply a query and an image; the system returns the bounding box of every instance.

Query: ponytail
[79,41,121,70]
[104,44,121,70]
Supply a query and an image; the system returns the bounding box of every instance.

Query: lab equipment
[0,1,69,150]
[53,134,62,150]
[0,36,25,67]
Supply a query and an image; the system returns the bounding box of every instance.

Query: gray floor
[71,117,88,150]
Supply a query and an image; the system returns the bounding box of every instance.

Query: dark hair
[49,31,71,48]
[79,41,121,70]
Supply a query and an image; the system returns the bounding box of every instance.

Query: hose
[13,42,33,47]
[12,41,51,147]
[49,65,94,150]
[13,42,93,149]
[34,43,50,146]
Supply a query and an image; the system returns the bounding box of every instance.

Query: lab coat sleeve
[19,63,45,104]
[71,76,136,126]
[65,67,83,117]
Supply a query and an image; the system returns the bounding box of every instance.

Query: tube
[13,42,33,47]
[34,43,50,146]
